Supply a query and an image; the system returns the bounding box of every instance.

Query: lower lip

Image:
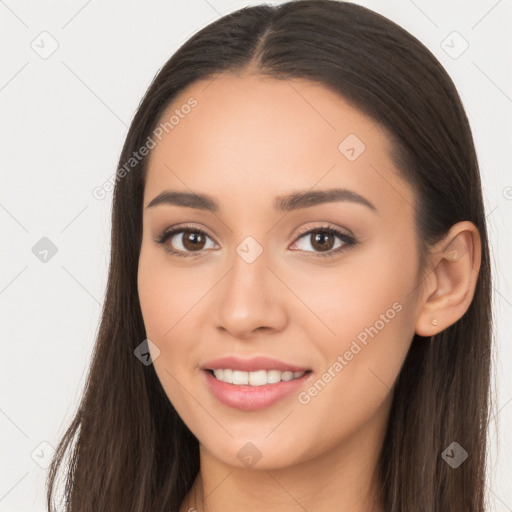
[203,370,312,411]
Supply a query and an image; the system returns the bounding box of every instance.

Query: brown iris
[310,231,335,252]
[182,230,207,251]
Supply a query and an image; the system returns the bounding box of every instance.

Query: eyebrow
[146,188,377,212]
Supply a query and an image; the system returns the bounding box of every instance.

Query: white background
[1,0,511,510]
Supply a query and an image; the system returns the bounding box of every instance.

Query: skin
[137,73,481,512]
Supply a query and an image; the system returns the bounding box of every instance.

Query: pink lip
[201,355,310,373]
[203,369,312,411]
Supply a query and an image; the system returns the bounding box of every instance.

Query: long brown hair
[46,1,493,510]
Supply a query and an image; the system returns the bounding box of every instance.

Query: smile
[203,369,313,411]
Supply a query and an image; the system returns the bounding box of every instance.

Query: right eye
[154,225,218,257]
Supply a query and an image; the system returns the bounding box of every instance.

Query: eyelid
[293,222,355,240]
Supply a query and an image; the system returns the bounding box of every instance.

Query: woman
[46,1,492,510]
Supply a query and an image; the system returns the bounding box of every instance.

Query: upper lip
[201,356,310,373]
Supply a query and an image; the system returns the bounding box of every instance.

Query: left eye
[290,227,355,256]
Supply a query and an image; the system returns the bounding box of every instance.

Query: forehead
[143,73,414,218]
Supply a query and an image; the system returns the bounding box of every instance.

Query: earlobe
[414,221,481,337]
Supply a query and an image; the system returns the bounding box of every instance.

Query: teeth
[211,369,306,386]
[233,370,248,385]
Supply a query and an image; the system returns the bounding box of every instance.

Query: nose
[213,244,288,339]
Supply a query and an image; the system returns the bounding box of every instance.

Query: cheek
[286,247,417,346]
[137,248,217,393]
[137,253,200,411]
[137,249,200,340]
[289,244,418,411]
[290,290,414,458]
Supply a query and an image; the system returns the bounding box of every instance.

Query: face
[137,73,423,470]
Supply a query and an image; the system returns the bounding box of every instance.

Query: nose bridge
[225,233,272,305]
[225,215,272,286]
[213,231,288,336]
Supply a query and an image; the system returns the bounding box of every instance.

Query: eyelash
[154,223,358,259]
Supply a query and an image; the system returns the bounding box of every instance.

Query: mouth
[202,368,313,411]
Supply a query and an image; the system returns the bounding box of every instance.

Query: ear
[415,221,482,337]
